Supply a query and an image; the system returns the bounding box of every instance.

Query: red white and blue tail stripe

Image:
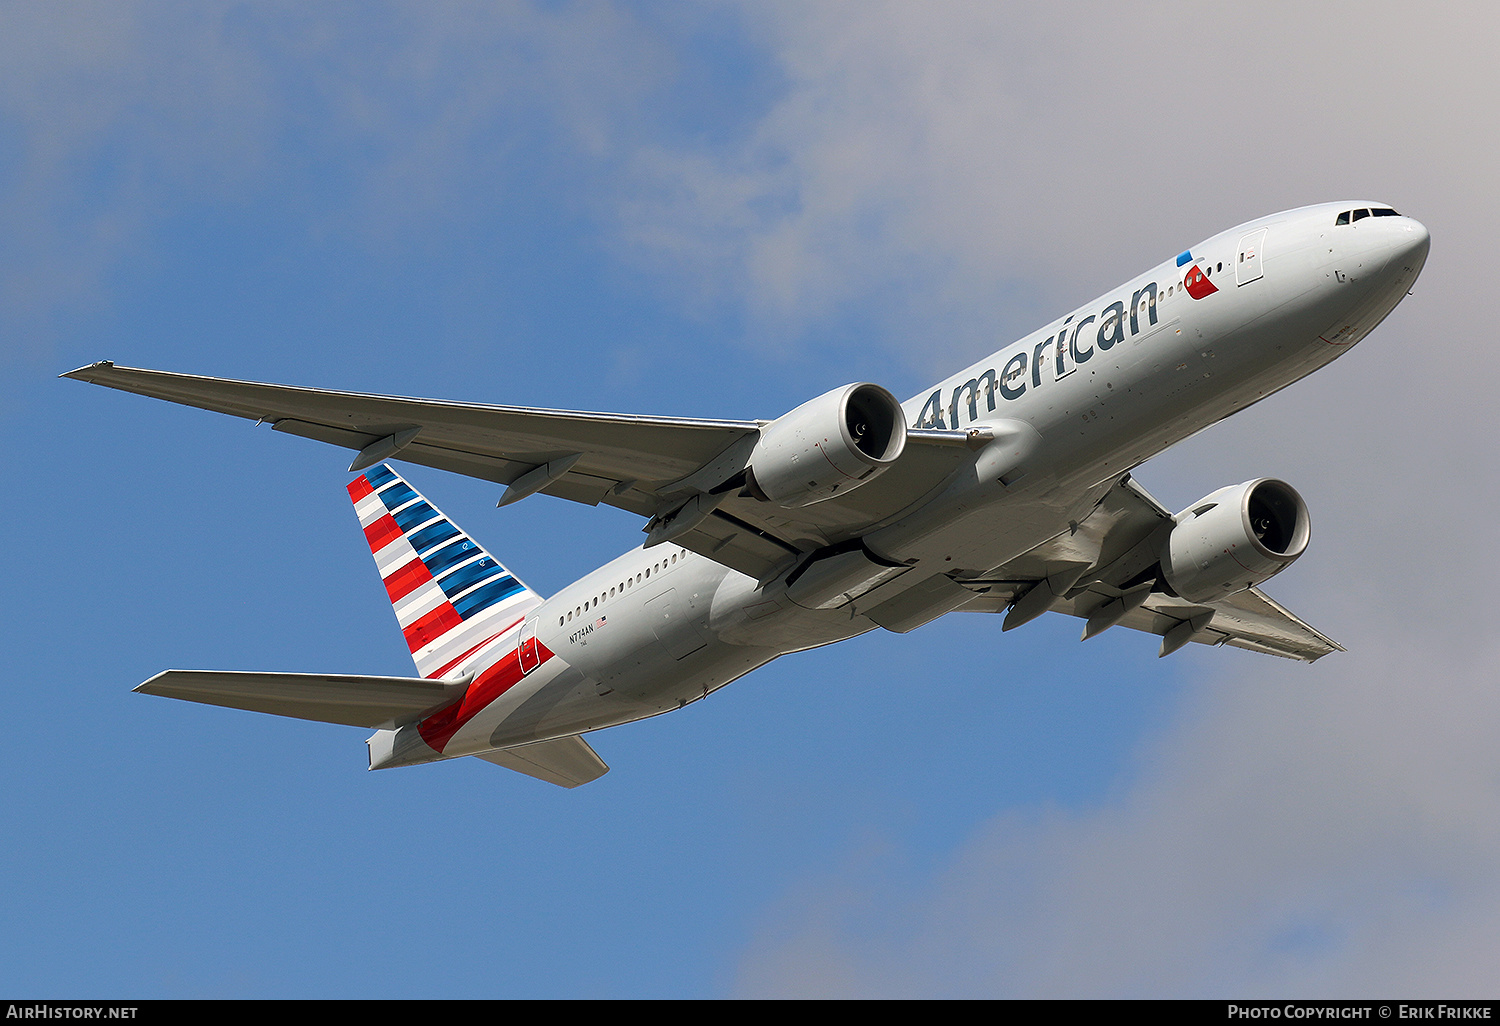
[348,464,543,679]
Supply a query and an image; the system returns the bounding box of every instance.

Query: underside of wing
[64,362,976,579]
[135,669,472,729]
[958,580,1341,661]
[954,475,1343,662]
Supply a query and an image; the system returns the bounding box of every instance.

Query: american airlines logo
[916,279,1165,428]
[1184,263,1217,300]
[1180,248,1218,300]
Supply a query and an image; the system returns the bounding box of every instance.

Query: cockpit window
[1338,208,1400,225]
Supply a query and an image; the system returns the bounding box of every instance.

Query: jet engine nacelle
[746,383,906,508]
[1160,478,1311,603]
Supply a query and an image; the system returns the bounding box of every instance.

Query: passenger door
[518,618,540,675]
[1236,228,1267,286]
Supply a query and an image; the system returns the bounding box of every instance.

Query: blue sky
[5,2,1498,998]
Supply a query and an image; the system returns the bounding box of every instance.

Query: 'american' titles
[915,279,1164,429]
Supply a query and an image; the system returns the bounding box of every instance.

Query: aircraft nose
[1352,215,1430,309]
[1373,216,1430,289]
[1393,217,1431,269]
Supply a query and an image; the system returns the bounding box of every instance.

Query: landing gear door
[1236,228,1267,286]
[518,618,540,675]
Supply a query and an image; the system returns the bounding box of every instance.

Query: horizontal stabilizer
[136,669,469,729]
[475,735,609,788]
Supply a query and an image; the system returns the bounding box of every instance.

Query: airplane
[64,201,1430,788]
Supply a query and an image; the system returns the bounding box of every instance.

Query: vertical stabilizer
[348,464,543,678]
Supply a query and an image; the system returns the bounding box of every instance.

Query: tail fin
[348,464,543,679]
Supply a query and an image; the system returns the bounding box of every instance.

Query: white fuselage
[382,202,1429,766]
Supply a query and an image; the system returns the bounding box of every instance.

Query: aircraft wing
[952,475,1343,662]
[63,362,976,579]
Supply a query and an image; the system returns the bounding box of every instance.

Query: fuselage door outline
[1237,228,1268,286]
[518,618,540,675]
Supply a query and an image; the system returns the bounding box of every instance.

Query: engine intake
[746,383,906,508]
[1160,478,1310,603]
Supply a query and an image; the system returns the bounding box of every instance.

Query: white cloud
[623,2,1500,372]
[735,634,1500,997]
[698,0,1500,997]
[0,1,664,364]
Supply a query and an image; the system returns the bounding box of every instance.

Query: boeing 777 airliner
[66,201,1429,787]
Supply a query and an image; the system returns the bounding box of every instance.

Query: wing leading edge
[62,362,977,579]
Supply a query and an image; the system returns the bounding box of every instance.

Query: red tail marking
[363,514,403,554]
[427,619,525,680]
[418,641,556,752]
[383,558,434,603]
[402,603,463,652]
[347,476,375,502]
